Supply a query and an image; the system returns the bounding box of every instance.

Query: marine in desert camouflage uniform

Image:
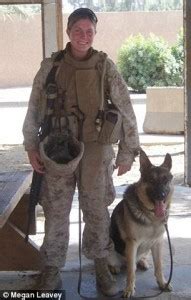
[22,8,140,296]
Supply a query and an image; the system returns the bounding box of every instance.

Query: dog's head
[139,149,173,219]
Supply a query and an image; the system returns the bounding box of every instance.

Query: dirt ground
[0,144,31,172]
[0,143,184,186]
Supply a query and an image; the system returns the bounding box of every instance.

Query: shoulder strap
[39,50,66,140]
[95,52,108,132]
[45,50,65,87]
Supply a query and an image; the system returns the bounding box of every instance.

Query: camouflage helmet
[39,134,84,176]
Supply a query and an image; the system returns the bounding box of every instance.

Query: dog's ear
[161,153,172,170]
[139,149,152,173]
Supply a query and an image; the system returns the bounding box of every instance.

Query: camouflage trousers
[39,142,116,268]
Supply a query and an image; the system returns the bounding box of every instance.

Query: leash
[77,204,82,296]
[77,221,173,299]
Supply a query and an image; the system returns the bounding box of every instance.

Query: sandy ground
[0,144,31,172]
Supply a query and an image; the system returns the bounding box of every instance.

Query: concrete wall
[143,87,184,134]
[0,11,183,88]
[0,14,42,88]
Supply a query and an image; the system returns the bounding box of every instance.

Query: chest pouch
[97,108,122,144]
[94,56,122,144]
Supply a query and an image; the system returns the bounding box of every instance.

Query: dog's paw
[164,283,173,292]
[108,264,121,275]
[122,286,135,298]
[137,258,149,271]
[158,281,173,292]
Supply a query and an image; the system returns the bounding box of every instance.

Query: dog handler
[22,8,140,296]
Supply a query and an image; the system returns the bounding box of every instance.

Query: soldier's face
[67,18,96,59]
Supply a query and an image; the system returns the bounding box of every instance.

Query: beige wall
[0,11,183,88]
[0,14,42,88]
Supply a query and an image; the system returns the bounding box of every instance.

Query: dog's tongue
[154,201,166,218]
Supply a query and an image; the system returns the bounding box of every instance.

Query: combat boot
[33,266,62,291]
[94,258,119,297]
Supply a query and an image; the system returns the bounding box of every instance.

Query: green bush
[171,29,184,86]
[117,34,182,92]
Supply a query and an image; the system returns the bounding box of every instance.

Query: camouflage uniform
[23,43,139,268]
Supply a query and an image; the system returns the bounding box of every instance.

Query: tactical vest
[41,46,122,144]
[54,49,108,142]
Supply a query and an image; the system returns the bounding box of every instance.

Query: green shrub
[171,29,184,86]
[117,34,181,92]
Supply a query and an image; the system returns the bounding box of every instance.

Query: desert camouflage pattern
[40,142,115,267]
[105,57,140,166]
[22,43,139,267]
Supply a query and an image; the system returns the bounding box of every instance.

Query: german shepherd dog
[108,150,173,298]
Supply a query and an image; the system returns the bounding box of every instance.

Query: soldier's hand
[27,149,45,174]
[115,163,131,176]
